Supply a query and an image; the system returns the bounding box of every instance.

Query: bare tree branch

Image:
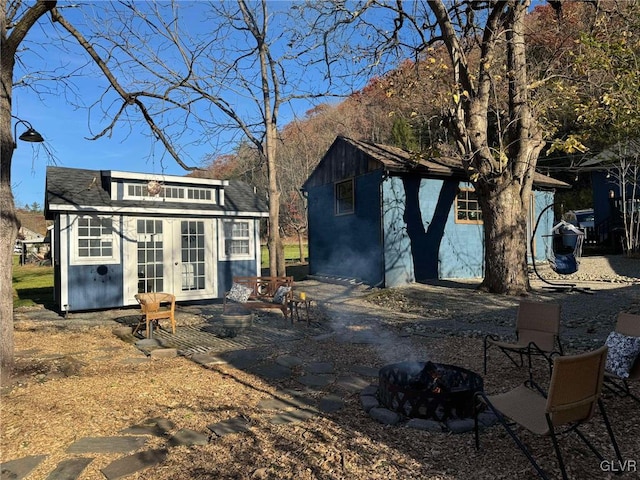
[49,5,198,171]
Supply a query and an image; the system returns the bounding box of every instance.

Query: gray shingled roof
[45,166,268,219]
[343,137,457,176]
[308,136,570,190]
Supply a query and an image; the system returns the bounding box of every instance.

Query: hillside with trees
[194,1,635,254]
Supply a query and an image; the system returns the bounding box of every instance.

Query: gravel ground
[301,254,640,354]
[5,254,639,480]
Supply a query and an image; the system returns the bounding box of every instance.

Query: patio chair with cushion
[134,292,176,338]
[483,301,562,375]
[603,312,640,403]
[474,346,623,480]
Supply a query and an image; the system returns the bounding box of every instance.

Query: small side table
[289,295,313,326]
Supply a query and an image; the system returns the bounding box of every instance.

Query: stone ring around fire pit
[360,361,497,433]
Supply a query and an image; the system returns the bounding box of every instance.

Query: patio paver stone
[66,436,148,454]
[0,455,47,480]
[44,457,94,480]
[100,448,168,480]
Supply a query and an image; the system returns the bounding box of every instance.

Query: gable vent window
[187,188,212,201]
[455,188,483,224]
[335,179,355,216]
[163,187,185,199]
[124,183,215,204]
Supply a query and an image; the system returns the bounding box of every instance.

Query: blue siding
[217,260,260,297]
[433,181,484,279]
[383,177,484,283]
[381,177,415,286]
[67,264,123,311]
[307,170,384,285]
[592,170,616,227]
[531,191,555,262]
[309,170,557,287]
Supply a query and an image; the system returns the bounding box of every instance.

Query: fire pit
[377,361,483,422]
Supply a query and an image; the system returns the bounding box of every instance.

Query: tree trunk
[1,0,58,381]
[297,228,305,263]
[477,181,530,295]
[430,0,544,295]
[1,49,17,383]
[254,1,286,279]
[265,114,284,277]
[0,139,17,384]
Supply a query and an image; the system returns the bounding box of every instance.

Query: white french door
[175,219,212,298]
[126,217,216,302]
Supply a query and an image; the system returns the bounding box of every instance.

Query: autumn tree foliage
[568,1,640,254]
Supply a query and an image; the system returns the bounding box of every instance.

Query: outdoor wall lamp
[11,115,44,148]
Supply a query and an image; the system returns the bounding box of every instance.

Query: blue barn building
[302,136,569,287]
[45,166,268,312]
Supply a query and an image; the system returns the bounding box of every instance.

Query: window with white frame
[221,220,253,259]
[72,216,119,264]
[187,188,212,201]
[124,182,215,204]
[455,188,483,224]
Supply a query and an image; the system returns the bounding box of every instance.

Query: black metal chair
[475,346,623,480]
[484,301,563,376]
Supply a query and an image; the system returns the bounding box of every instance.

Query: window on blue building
[221,220,253,260]
[71,215,119,264]
[456,188,483,224]
[335,179,354,215]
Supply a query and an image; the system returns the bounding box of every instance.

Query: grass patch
[261,244,308,268]
[12,255,54,308]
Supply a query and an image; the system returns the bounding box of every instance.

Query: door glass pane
[180,220,205,291]
[137,219,164,293]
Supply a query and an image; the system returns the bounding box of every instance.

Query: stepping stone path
[318,394,345,413]
[120,417,175,437]
[2,336,381,478]
[46,457,94,480]
[0,454,47,480]
[100,449,168,480]
[208,417,251,437]
[247,362,292,380]
[66,436,149,454]
[169,429,209,447]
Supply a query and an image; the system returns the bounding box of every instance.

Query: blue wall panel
[592,170,616,227]
[309,170,556,286]
[531,191,555,263]
[381,177,415,286]
[217,260,260,297]
[422,179,484,279]
[383,177,484,282]
[307,170,384,285]
[67,264,123,311]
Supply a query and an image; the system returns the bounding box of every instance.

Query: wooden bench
[223,276,294,321]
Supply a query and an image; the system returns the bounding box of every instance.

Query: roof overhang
[45,203,269,218]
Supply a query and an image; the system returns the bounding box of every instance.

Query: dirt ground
[2,260,640,480]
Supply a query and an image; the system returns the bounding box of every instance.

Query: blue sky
[11,1,376,209]
[12,1,547,209]
[12,2,208,208]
